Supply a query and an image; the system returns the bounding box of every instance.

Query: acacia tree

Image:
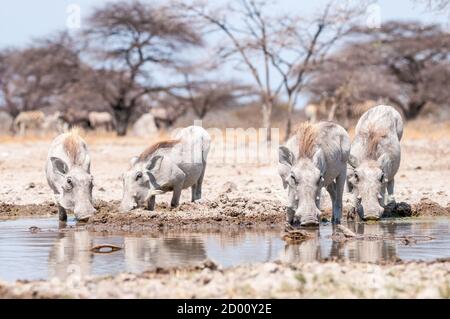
[170,64,254,119]
[181,0,275,138]
[268,1,367,138]
[0,33,81,117]
[181,0,367,139]
[309,21,450,119]
[416,0,450,11]
[85,0,202,135]
[179,78,251,119]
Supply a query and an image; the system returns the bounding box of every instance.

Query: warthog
[347,105,403,221]
[45,129,96,222]
[120,125,211,212]
[88,112,114,131]
[13,111,45,135]
[278,122,350,226]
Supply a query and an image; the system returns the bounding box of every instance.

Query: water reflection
[277,220,448,263]
[281,228,322,263]
[123,236,206,272]
[49,231,93,280]
[47,229,208,280]
[0,217,449,281]
[344,222,398,262]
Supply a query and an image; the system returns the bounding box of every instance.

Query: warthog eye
[65,177,73,191]
[289,174,298,186]
[379,173,385,182]
[135,172,143,180]
[317,175,325,186]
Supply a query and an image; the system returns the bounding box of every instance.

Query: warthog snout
[357,198,384,221]
[74,205,96,222]
[293,208,321,227]
[119,199,138,213]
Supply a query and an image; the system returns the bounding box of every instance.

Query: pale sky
[0,0,447,107]
[0,0,447,48]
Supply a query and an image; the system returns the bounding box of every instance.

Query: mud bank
[0,202,58,219]
[1,196,449,230]
[87,195,286,232]
[1,259,449,298]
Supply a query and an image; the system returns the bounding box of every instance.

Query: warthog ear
[279,146,295,167]
[348,154,359,168]
[377,154,389,182]
[146,155,164,172]
[346,167,356,192]
[313,148,326,175]
[51,157,68,175]
[82,154,91,173]
[130,156,139,167]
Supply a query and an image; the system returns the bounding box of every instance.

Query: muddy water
[0,217,450,282]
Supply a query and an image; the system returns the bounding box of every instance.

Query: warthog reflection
[124,236,206,272]
[280,222,399,263]
[48,230,207,279]
[48,231,93,280]
[345,222,398,263]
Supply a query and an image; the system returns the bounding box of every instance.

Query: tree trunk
[327,101,338,121]
[261,101,272,141]
[284,98,294,142]
[112,106,131,136]
[405,100,426,119]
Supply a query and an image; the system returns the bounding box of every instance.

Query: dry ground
[1,259,450,298]
[0,120,449,298]
[0,120,448,215]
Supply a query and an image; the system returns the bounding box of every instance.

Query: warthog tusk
[377,194,383,200]
[144,189,165,202]
[357,195,362,200]
[149,189,165,196]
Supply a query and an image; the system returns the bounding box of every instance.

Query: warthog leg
[327,171,345,224]
[195,165,206,201]
[58,205,67,222]
[171,185,182,208]
[147,195,155,211]
[386,179,395,205]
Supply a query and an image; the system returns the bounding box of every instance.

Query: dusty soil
[87,195,285,232]
[0,195,447,231]
[1,259,449,298]
[0,122,449,298]
[0,125,449,225]
[0,201,58,219]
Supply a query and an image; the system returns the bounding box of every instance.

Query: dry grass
[403,119,450,141]
[0,119,448,145]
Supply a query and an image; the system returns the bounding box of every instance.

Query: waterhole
[0,217,449,281]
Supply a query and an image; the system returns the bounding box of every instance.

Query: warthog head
[50,157,96,221]
[347,154,388,221]
[278,146,325,227]
[120,155,168,212]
